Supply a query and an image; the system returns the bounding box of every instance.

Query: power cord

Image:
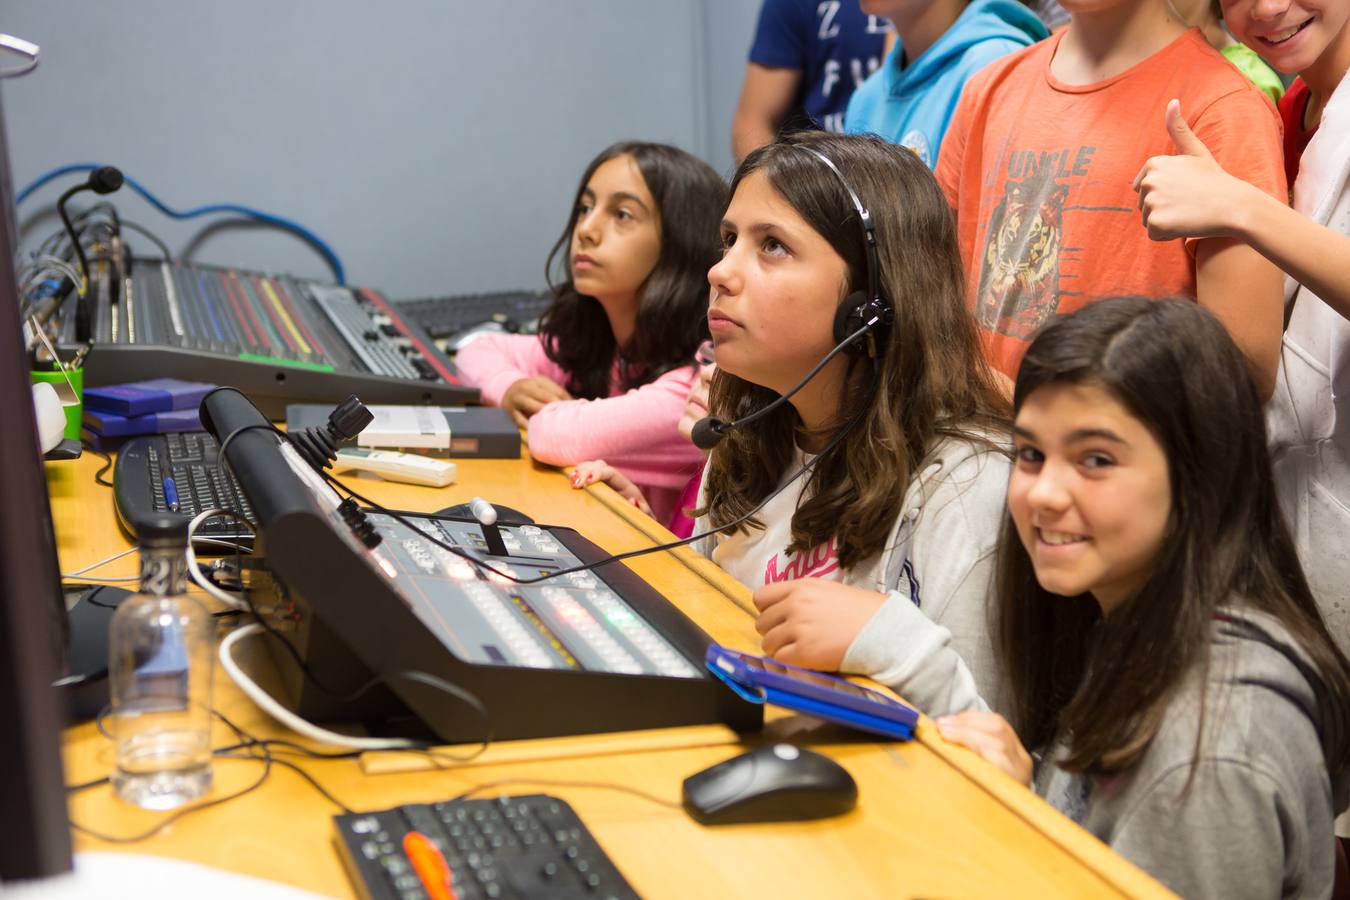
[185,508,257,611]
[80,442,115,487]
[68,756,274,844]
[220,624,409,751]
[219,623,494,755]
[178,500,494,756]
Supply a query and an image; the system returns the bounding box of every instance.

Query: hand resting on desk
[501,376,573,428]
[936,711,1033,786]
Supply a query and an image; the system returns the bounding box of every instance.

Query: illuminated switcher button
[402,539,437,574]
[587,591,698,677]
[544,590,642,674]
[466,585,554,668]
[566,572,599,590]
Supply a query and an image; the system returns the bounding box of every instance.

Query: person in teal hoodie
[844,0,1048,168]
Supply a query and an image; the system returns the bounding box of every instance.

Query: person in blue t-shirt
[844,0,1046,168]
[732,0,891,162]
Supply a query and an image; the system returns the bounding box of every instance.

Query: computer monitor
[0,86,76,880]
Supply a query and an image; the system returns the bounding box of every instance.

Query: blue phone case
[705,645,918,741]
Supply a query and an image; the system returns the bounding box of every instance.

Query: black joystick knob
[291,394,374,472]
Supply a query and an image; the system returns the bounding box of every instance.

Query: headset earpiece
[833,291,870,347]
[833,290,893,358]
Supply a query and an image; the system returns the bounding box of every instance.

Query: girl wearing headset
[694,132,1011,716]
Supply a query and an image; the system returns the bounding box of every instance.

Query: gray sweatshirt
[696,434,1011,717]
[1035,609,1350,899]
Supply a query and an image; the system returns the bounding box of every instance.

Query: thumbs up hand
[1132,99,1249,241]
[1162,98,1215,161]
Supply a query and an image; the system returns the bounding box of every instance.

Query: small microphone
[87,166,124,195]
[690,417,728,451]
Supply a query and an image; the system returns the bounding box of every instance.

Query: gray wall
[3,1,761,298]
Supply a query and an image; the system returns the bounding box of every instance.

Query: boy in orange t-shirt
[935,0,1286,393]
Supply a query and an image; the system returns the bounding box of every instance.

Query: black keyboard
[333,793,640,900]
[112,431,257,548]
[394,290,552,341]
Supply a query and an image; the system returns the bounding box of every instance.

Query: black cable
[226,599,495,760]
[215,422,285,489]
[318,381,872,592]
[213,419,789,597]
[211,705,256,749]
[68,753,274,844]
[215,737,361,760]
[186,495,496,760]
[65,775,110,793]
[214,711,673,814]
[40,204,119,264]
[74,201,120,233]
[74,583,119,609]
[67,710,338,838]
[217,749,356,814]
[56,188,93,292]
[208,709,357,813]
[81,442,114,487]
[213,417,801,604]
[71,712,673,843]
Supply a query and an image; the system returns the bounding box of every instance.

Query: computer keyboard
[333,793,640,900]
[394,290,552,342]
[113,431,257,548]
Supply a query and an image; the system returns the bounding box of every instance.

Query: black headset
[797,146,894,358]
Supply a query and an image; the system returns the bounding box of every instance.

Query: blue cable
[16,163,346,284]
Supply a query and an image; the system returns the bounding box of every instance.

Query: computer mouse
[433,501,535,526]
[682,743,857,825]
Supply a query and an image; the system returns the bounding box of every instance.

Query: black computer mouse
[433,502,535,526]
[682,743,858,826]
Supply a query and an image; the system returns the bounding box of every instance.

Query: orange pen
[403,830,458,900]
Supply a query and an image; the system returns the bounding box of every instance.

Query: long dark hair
[539,142,725,400]
[702,132,1007,568]
[999,297,1350,775]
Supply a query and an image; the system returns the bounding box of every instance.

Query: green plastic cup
[30,365,84,441]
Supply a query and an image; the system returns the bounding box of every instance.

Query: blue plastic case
[706,645,918,741]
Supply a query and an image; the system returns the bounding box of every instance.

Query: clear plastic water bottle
[108,513,214,809]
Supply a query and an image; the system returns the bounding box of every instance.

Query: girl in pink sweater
[455,142,725,523]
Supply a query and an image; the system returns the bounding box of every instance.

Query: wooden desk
[49,448,1171,899]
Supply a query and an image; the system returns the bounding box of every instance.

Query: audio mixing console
[63,260,476,416]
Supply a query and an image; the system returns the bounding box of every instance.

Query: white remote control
[334,448,457,487]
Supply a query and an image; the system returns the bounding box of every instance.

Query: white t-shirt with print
[709,448,887,592]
